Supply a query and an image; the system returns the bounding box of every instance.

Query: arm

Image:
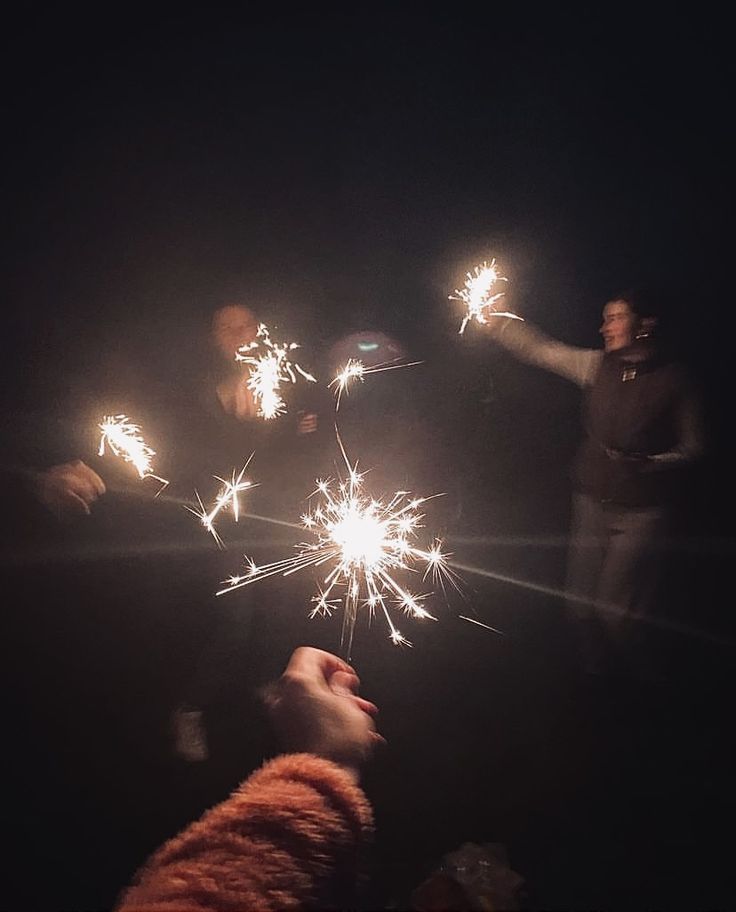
[486,317,602,388]
[117,753,373,912]
[648,372,705,468]
[117,647,381,912]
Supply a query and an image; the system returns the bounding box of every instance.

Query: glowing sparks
[235,323,316,419]
[98,415,168,492]
[187,457,257,548]
[450,259,522,334]
[218,441,455,654]
[329,357,423,410]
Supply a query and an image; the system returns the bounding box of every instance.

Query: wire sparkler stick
[98,414,169,494]
[235,323,316,419]
[329,357,424,411]
[450,259,523,334]
[217,431,459,657]
[186,455,258,548]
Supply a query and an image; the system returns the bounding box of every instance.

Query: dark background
[2,6,733,909]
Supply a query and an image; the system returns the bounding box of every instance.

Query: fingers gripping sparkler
[235,323,316,419]
[98,415,169,494]
[187,455,258,548]
[450,259,523,334]
[329,357,424,411]
[218,432,458,657]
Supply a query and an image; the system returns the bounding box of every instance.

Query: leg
[565,494,608,674]
[595,504,669,678]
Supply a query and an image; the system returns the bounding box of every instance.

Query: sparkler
[98,415,169,493]
[329,357,424,410]
[186,456,257,548]
[450,259,523,334]
[218,435,458,656]
[235,323,316,419]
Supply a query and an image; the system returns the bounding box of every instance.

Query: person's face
[600,299,638,352]
[212,305,259,359]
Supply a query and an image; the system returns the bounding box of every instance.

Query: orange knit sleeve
[116,753,374,911]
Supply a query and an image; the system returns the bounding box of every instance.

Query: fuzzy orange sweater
[117,754,374,911]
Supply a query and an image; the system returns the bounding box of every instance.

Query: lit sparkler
[450,259,522,334]
[218,437,458,655]
[187,456,257,548]
[98,414,169,493]
[329,357,424,410]
[235,323,316,419]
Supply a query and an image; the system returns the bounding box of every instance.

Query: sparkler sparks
[218,439,456,656]
[450,259,523,334]
[98,415,168,492]
[235,323,316,419]
[329,357,423,410]
[187,457,257,548]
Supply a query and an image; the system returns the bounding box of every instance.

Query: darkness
[1,7,733,910]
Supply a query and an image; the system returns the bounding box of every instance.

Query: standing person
[169,302,320,761]
[480,288,704,678]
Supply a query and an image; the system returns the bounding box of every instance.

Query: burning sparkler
[187,456,257,548]
[218,436,459,656]
[98,414,169,493]
[235,323,316,419]
[329,357,424,410]
[450,259,522,334]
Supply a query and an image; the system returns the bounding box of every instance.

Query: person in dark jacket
[481,288,704,677]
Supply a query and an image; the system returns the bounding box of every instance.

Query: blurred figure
[482,287,704,679]
[170,302,321,762]
[118,646,381,911]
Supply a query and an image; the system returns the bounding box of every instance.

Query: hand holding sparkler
[262,646,384,780]
[450,259,523,334]
[30,459,106,519]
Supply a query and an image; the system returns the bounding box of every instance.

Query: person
[117,646,382,911]
[480,288,704,678]
[169,302,321,761]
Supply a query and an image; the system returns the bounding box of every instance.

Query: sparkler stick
[98,415,169,494]
[329,357,424,411]
[186,456,258,548]
[218,431,457,657]
[235,323,316,419]
[450,259,523,334]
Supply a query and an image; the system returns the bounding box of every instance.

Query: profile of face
[600,299,639,353]
[212,305,259,360]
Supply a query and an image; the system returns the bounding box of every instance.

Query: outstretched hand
[32,459,106,519]
[263,646,384,781]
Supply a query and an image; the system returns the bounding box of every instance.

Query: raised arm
[484,316,602,388]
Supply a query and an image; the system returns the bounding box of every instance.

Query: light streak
[329,357,423,410]
[98,414,169,493]
[186,456,257,548]
[235,323,316,419]
[450,259,523,334]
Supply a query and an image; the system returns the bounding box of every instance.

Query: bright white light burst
[450,259,523,334]
[187,456,257,548]
[218,448,457,655]
[329,357,423,410]
[98,415,169,492]
[235,323,316,419]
